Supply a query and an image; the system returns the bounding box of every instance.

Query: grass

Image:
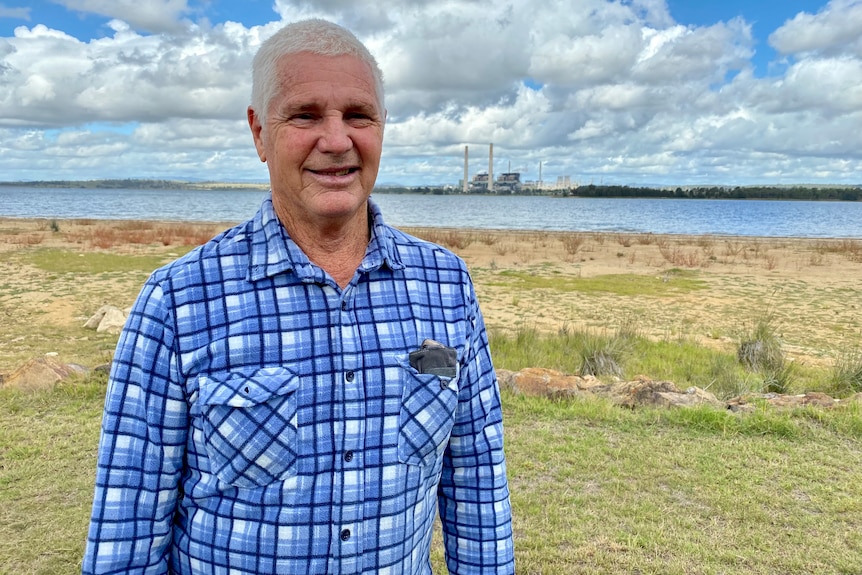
[2,376,860,575]
[28,248,176,274]
[0,377,106,575]
[500,393,862,575]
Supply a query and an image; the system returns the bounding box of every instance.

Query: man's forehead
[275,53,381,107]
[277,51,371,77]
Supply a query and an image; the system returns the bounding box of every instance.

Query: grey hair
[250,19,385,126]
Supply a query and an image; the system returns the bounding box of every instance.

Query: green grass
[501,393,862,575]
[27,248,176,274]
[2,376,860,575]
[0,377,106,575]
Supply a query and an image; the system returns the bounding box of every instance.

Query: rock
[84,305,128,334]
[1,356,89,392]
[83,305,113,329]
[839,393,862,407]
[598,375,723,409]
[727,392,840,410]
[96,307,128,334]
[94,363,112,374]
[497,367,603,398]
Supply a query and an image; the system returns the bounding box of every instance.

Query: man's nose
[316,115,353,153]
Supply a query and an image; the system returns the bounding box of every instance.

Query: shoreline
[2,216,861,242]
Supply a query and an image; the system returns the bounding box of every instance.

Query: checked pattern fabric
[198,367,301,488]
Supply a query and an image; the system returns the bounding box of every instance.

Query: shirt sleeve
[437,281,515,575]
[82,276,187,575]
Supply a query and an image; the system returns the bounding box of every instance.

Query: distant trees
[555,184,861,201]
[3,179,859,201]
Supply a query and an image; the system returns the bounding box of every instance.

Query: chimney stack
[488,143,494,193]
[463,146,469,193]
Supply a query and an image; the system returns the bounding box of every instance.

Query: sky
[0,0,860,187]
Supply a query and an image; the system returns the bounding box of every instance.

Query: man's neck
[276,204,371,289]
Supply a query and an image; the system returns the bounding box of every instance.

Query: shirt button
[345,371,355,382]
[341,301,348,311]
[340,528,351,541]
[440,378,449,390]
[343,450,354,462]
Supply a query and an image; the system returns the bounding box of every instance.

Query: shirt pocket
[397,362,460,467]
[197,367,301,488]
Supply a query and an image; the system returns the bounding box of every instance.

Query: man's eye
[346,113,374,125]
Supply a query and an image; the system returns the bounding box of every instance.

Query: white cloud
[54,0,193,34]
[0,21,255,127]
[769,0,862,57]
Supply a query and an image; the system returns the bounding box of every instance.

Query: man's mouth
[312,168,356,177]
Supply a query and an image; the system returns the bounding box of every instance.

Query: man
[83,18,514,575]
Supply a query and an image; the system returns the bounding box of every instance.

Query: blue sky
[0,0,859,186]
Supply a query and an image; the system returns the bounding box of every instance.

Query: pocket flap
[198,366,300,408]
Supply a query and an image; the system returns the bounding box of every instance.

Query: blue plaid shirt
[83,196,514,575]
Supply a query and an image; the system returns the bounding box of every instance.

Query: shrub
[737,314,785,373]
[561,233,586,256]
[578,333,625,377]
[828,347,862,396]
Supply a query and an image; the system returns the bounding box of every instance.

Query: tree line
[2,179,859,201]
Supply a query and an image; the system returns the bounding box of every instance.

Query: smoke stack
[463,145,469,193]
[488,143,494,193]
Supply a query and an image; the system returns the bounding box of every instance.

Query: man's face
[249,52,384,229]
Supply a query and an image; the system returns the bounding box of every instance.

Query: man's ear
[248,106,267,163]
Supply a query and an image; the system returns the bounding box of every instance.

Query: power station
[463,144,526,194]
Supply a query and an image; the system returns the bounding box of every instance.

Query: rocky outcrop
[497,368,723,408]
[497,367,855,410]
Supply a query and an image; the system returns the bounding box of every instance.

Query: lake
[1,186,860,238]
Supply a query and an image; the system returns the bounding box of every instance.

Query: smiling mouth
[312,168,356,177]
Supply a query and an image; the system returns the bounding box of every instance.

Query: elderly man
[83,18,514,575]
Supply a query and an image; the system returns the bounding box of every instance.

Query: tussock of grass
[829,347,862,395]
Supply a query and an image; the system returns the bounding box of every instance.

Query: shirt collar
[247,194,403,283]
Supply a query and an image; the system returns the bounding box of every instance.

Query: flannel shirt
[82,195,514,574]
